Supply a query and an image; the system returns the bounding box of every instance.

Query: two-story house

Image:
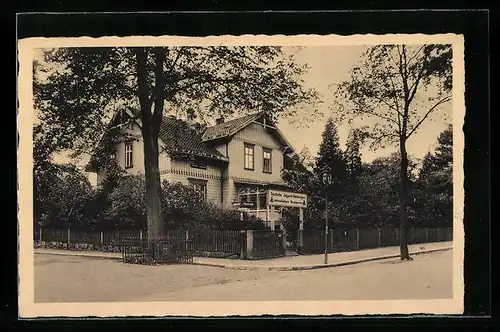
[87,107,307,230]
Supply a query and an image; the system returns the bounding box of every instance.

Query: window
[241,190,267,209]
[190,180,207,202]
[263,148,272,173]
[124,142,133,168]
[244,143,254,170]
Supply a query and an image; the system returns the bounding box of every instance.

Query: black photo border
[10,6,491,331]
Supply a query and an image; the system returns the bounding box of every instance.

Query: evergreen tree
[314,117,348,227]
[344,129,366,183]
[434,124,453,171]
[315,117,347,183]
[414,125,453,227]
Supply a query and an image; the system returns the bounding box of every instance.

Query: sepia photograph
[17,33,465,317]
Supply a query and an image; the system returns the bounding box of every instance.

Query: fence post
[328,232,332,253]
[246,230,254,260]
[100,230,104,246]
[377,227,382,247]
[139,229,143,240]
[356,228,360,250]
[425,228,429,243]
[67,228,71,248]
[39,228,43,244]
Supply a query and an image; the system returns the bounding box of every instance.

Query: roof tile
[201,113,260,141]
[158,116,228,161]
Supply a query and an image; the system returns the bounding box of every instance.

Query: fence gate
[251,230,286,259]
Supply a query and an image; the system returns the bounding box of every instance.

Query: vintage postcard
[17,33,465,317]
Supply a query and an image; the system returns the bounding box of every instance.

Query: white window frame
[263,148,272,173]
[124,142,133,168]
[244,143,255,170]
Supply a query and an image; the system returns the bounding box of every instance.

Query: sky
[276,45,452,163]
[36,46,452,167]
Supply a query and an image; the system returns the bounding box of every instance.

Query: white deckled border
[17,33,465,318]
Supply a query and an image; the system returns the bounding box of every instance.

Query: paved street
[35,250,452,302]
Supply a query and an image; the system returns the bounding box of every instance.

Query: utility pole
[324,190,329,265]
[322,171,332,265]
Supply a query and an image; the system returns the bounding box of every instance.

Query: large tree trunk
[143,128,164,253]
[399,140,411,260]
[135,47,166,259]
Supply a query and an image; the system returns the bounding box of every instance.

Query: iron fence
[192,229,241,257]
[299,227,453,255]
[121,236,193,265]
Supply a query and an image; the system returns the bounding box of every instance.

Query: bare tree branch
[349,98,401,129]
[169,75,242,97]
[407,50,431,106]
[167,47,186,74]
[406,96,452,139]
[405,45,426,67]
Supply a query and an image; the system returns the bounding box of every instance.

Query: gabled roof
[88,107,297,172]
[201,113,261,142]
[158,116,228,162]
[124,108,228,162]
[201,112,295,154]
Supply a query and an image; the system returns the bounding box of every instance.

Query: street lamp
[322,172,332,265]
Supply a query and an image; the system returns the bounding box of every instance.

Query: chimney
[216,117,225,125]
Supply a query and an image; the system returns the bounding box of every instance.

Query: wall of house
[163,157,225,205]
[228,122,285,183]
[95,124,169,186]
[219,122,290,211]
[112,125,168,175]
[213,142,228,158]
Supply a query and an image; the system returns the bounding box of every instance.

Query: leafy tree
[333,45,452,260]
[281,146,325,230]
[282,146,315,193]
[35,165,94,229]
[104,174,147,230]
[356,153,419,228]
[414,125,453,227]
[161,180,205,229]
[35,46,319,253]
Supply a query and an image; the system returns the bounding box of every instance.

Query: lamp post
[322,172,332,265]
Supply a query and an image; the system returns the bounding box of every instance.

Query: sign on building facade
[267,190,307,208]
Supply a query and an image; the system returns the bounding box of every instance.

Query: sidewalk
[34,241,452,271]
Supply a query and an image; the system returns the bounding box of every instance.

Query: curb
[192,246,453,271]
[34,251,122,261]
[267,247,453,271]
[34,246,452,271]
